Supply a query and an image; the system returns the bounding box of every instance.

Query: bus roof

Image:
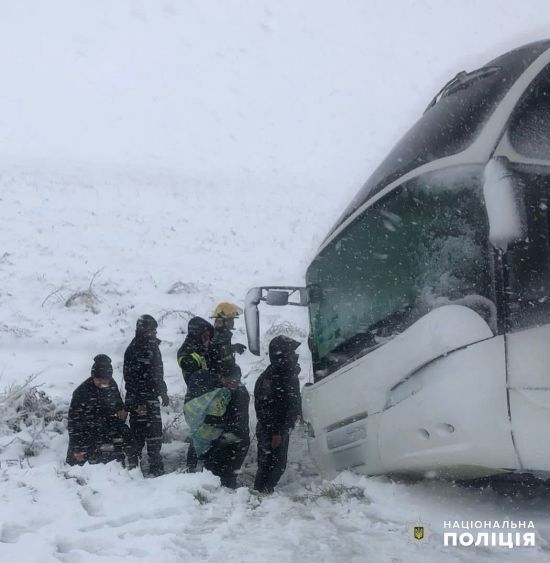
[327,39,550,240]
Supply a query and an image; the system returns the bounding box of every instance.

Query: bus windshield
[306,167,495,379]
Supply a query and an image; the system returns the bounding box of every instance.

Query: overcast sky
[1,0,550,207]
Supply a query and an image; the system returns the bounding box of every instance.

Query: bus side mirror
[244,286,308,356]
[245,287,262,356]
[483,157,526,252]
[266,290,289,306]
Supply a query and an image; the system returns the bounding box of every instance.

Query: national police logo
[409,523,430,543]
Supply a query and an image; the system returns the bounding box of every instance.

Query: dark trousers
[233,436,250,473]
[129,399,164,474]
[203,436,250,488]
[186,441,198,471]
[253,425,289,493]
[67,417,133,466]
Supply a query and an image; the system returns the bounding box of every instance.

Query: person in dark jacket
[177,316,214,384]
[123,314,169,476]
[206,370,250,488]
[253,335,302,493]
[66,354,132,466]
[183,367,230,479]
[208,302,246,379]
[177,316,215,471]
[206,302,250,485]
[218,365,250,488]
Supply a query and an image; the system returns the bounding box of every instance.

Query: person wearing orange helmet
[208,302,246,380]
[206,302,250,487]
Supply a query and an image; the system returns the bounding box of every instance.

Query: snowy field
[3,1,550,562]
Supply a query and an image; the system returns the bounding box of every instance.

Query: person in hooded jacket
[183,367,248,488]
[177,316,215,384]
[123,314,169,476]
[177,316,215,471]
[66,354,132,466]
[205,369,250,488]
[253,335,302,493]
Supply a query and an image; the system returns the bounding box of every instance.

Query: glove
[271,434,282,449]
[232,343,247,355]
[161,393,170,407]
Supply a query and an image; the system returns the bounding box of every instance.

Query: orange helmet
[211,302,243,320]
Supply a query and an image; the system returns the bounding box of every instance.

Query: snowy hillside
[3,1,550,562]
[0,163,327,396]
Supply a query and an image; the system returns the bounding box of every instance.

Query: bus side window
[509,63,550,161]
[506,171,550,330]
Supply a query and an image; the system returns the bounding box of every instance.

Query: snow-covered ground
[3,1,550,562]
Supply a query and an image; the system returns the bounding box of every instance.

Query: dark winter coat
[177,317,214,385]
[183,368,231,458]
[208,326,237,379]
[184,369,249,437]
[254,364,301,435]
[200,383,250,488]
[123,335,167,410]
[224,384,250,440]
[66,376,125,461]
[184,369,221,404]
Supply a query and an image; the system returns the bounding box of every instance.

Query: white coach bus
[245,39,550,480]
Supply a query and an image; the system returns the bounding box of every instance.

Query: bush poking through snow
[193,490,210,505]
[161,394,187,443]
[0,375,65,459]
[157,309,195,326]
[41,285,69,309]
[64,268,104,314]
[0,323,32,338]
[166,281,201,295]
[264,320,308,341]
[65,290,101,314]
[58,470,87,486]
[292,484,369,504]
[318,484,367,501]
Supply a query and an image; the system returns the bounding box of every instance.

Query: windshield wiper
[424,65,501,113]
[326,305,415,366]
